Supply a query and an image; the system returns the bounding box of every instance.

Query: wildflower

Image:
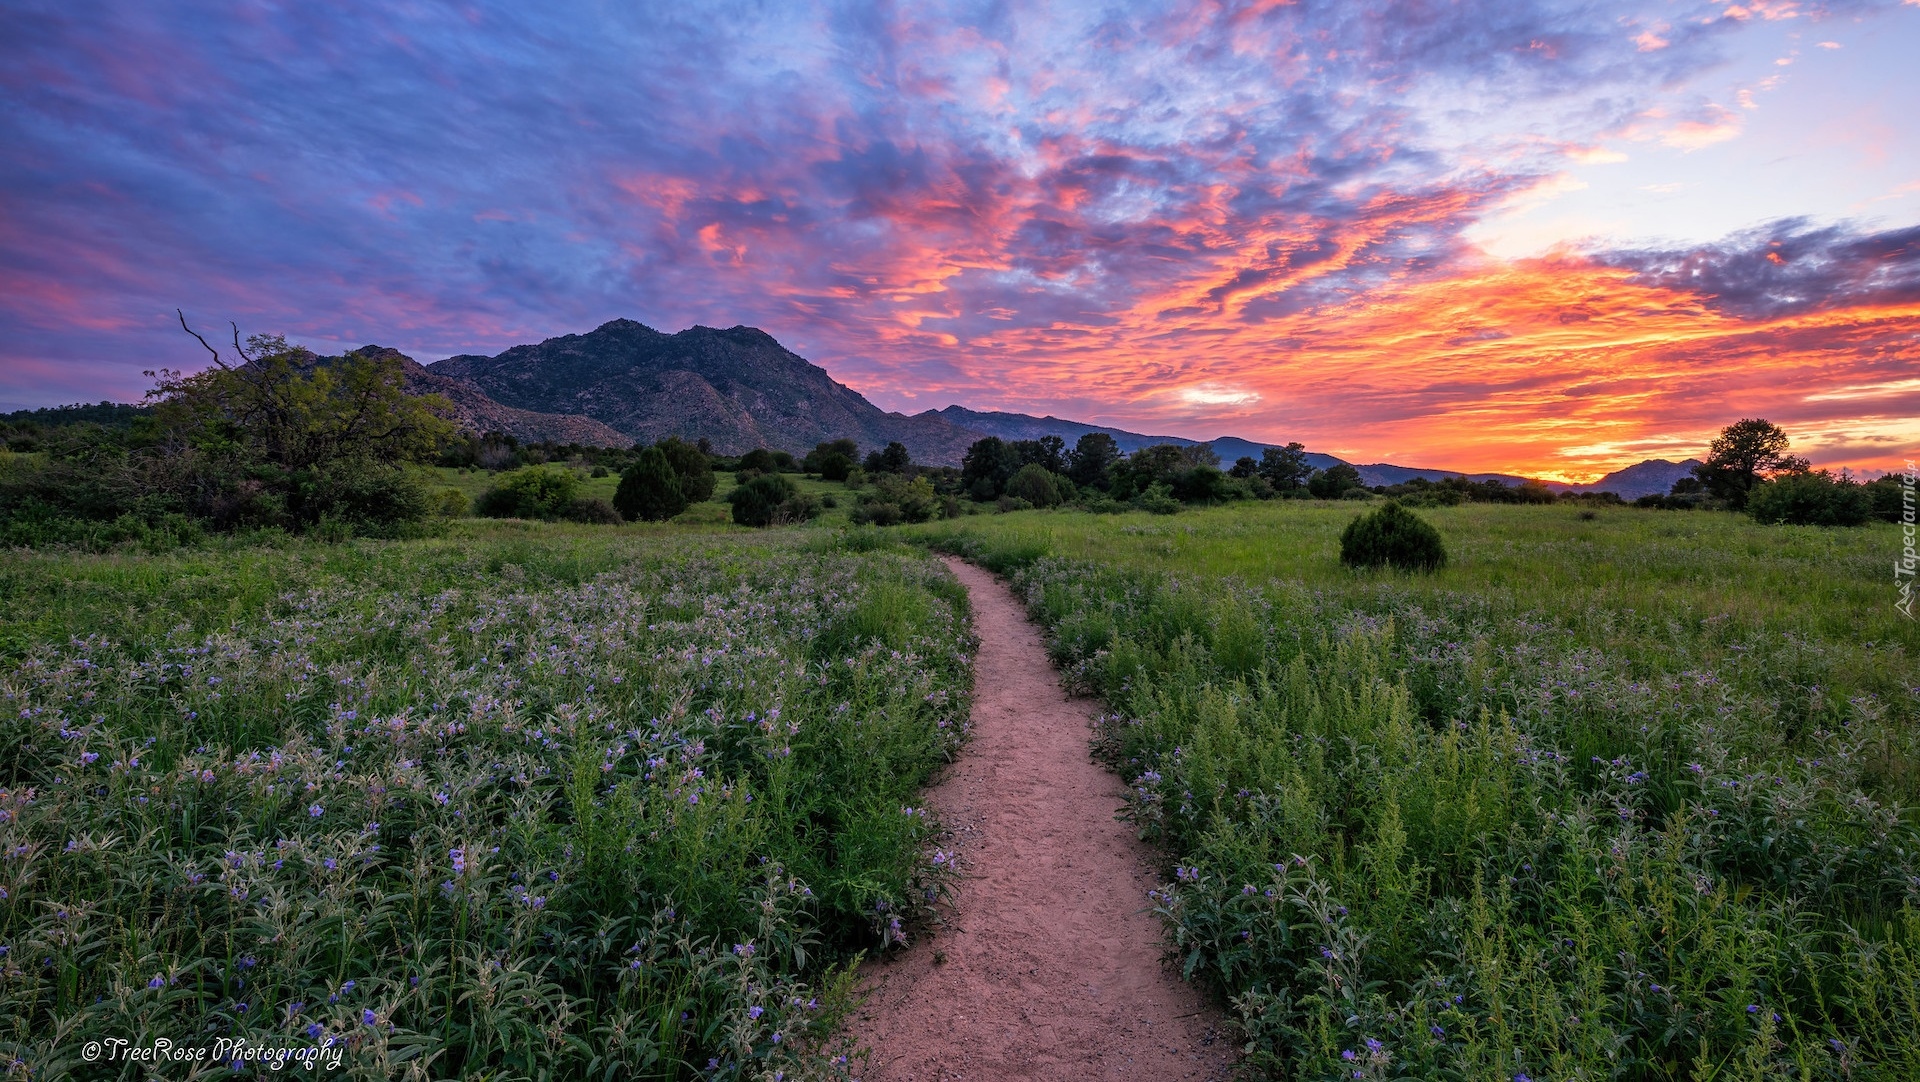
[148,976,165,989]
[748,1005,764,1020]
[306,1023,324,1040]
[308,804,324,818]
[362,1009,376,1025]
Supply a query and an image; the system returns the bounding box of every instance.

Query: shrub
[1339,500,1447,571]
[1005,464,1065,508]
[562,496,623,524]
[995,494,1033,513]
[434,487,470,517]
[475,465,580,520]
[853,475,937,526]
[738,448,779,476]
[1133,482,1181,515]
[1171,464,1231,503]
[727,473,821,526]
[1748,470,1872,526]
[590,464,609,478]
[614,447,687,522]
[295,461,435,536]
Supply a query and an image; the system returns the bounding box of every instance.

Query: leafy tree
[1747,470,1871,526]
[1692,419,1807,509]
[614,447,687,522]
[1004,464,1065,508]
[1340,501,1447,571]
[1307,462,1365,498]
[804,438,859,481]
[654,436,714,502]
[1011,435,1068,475]
[153,328,453,473]
[1259,443,1313,492]
[961,437,1023,500]
[1864,473,1910,523]
[1114,444,1189,496]
[1229,456,1259,479]
[863,441,913,475]
[1067,432,1122,490]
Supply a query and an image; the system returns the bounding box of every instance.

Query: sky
[2,0,1917,480]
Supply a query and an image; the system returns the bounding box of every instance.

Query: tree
[1259,443,1313,492]
[1067,432,1122,490]
[1307,462,1364,498]
[613,447,687,522]
[1692,419,1807,509]
[1004,464,1065,508]
[961,437,1023,500]
[1340,502,1447,571]
[864,441,912,474]
[1172,464,1231,503]
[1012,436,1068,475]
[736,448,778,478]
[155,321,453,473]
[1229,456,1259,479]
[805,438,859,481]
[654,436,714,502]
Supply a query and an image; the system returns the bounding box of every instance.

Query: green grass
[904,500,1920,1080]
[0,522,972,1079]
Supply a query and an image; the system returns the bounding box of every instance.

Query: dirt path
[853,557,1235,1081]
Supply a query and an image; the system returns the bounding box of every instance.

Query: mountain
[1564,458,1701,499]
[927,406,1345,470]
[350,346,631,447]
[428,320,982,463]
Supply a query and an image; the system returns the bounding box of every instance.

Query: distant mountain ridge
[382,318,1689,494]
[427,320,981,463]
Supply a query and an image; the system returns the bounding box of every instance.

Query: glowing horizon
[2,1,1916,481]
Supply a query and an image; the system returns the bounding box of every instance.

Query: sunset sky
[3,1,1917,480]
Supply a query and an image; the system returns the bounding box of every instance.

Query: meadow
[906,501,1920,1081]
[0,521,973,1080]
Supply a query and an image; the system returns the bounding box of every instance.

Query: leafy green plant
[1339,501,1446,571]
[615,447,688,522]
[475,464,582,520]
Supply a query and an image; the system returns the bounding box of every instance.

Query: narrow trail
[854,557,1235,1081]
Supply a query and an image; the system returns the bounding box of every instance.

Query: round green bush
[726,473,815,527]
[614,447,687,522]
[474,465,580,521]
[1339,500,1447,571]
[1004,464,1064,507]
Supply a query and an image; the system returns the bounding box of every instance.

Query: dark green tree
[613,447,688,522]
[961,437,1023,500]
[805,438,859,481]
[1308,462,1365,499]
[1259,443,1313,492]
[1692,419,1807,509]
[1067,432,1122,490]
[654,436,714,502]
[1229,456,1259,479]
[864,441,912,474]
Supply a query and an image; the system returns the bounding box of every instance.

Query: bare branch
[176,310,229,370]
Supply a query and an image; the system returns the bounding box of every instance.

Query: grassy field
[906,501,1920,1081]
[0,522,972,1079]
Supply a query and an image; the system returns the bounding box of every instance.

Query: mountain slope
[428,320,983,463]
[1565,458,1701,499]
[349,346,631,447]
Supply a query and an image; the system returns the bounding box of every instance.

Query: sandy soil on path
[853,557,1236,1082]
